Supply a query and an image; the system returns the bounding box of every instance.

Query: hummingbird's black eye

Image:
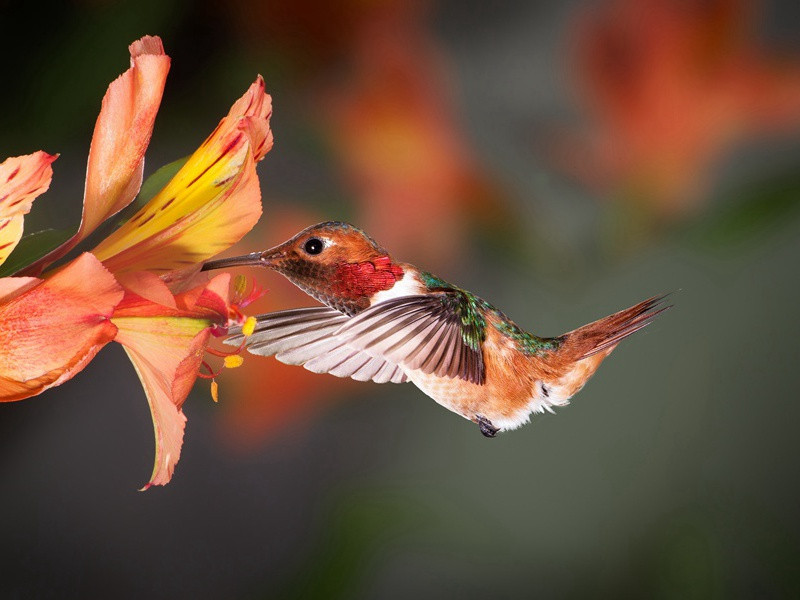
[304,238,324,255]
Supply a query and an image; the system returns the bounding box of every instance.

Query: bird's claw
[476,415,499,438]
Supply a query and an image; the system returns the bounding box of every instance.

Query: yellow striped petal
[92,77,273,274]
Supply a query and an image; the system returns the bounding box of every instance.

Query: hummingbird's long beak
[201,248,282,272]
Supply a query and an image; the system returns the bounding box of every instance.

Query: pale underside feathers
[226,295,486,385]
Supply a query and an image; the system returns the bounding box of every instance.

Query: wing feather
[336,295,485,384]
[226,292,486,386]
[226,306,408,384]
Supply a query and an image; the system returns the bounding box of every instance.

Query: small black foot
[476,415,499,438]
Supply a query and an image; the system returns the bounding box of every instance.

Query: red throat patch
[332,256,404,300]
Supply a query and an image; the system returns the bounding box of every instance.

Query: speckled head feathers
[260,221,404,315]
[268,222,388,263]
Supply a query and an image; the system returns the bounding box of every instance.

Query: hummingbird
[202,222,668,437]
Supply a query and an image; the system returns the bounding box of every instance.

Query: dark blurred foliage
[1,0,800,598]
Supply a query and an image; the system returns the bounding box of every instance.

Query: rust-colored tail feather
[560,294,671,361]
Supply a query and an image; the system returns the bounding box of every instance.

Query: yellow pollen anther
[224,354,244,369]
[242,316,257,337]
[210,380,219,403]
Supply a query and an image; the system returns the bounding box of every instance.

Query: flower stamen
[210,380,219,403]
[197,359,223,380]
[200,310,256,400]
[224,354,244,369]
[206,339,246,357]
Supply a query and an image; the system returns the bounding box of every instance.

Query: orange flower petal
[113,273,231,321]
[81,36,170,242]
[0,152,57,267]
[111,274,232,489]
[23,37,170,274]
[0,277,40,302]
[226,76,274,161]
[115,271,178,309]
[0,253,123,402]
[91,77,272,274]
[115,322,207,490]
[0,152,57,218]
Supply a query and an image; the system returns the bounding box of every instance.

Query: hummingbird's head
[203,221,406,315]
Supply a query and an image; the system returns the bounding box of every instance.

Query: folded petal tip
[129,35,166,58]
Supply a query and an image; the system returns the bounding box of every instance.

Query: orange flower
[92,75,273,488]
[0,36,274,488]
[559,0,800,216]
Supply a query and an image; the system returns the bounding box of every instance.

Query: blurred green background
[2,0,799,598]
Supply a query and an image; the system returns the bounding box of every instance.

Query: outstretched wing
[335,294,486,384]
[226,307,408,383]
